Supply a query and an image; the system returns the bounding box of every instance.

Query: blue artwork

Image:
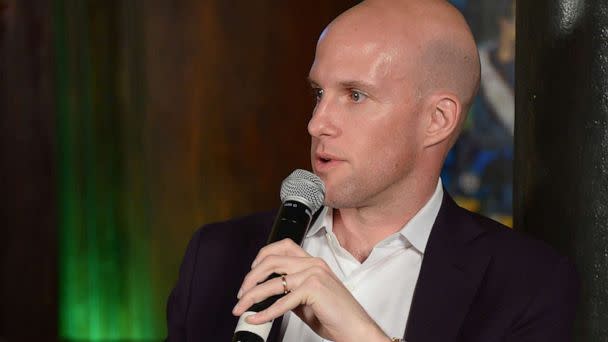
[444,0,515,226]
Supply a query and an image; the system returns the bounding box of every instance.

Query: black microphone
[232,169,325,342]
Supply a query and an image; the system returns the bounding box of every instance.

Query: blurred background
[0,0,514,341]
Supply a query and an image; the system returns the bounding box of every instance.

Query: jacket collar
[404,192,490,341]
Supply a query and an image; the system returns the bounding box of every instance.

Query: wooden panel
[140,0,360,328]
[1,0,360,340]
[0,0,57,340]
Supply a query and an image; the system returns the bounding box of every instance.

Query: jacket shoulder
[194,210,276,245]
[166,210,277,341]
[464,208,569,269]
[455,207,579,340]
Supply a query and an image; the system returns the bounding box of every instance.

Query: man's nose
[307,98,340,138]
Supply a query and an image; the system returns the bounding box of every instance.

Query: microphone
[232,169,325,342]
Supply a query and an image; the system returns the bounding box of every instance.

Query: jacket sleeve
[165,228,204,342]
[505,256,580,342]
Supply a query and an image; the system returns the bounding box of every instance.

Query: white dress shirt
[280,180,444,341]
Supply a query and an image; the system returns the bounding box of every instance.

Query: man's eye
[350,90,367,103]
[312,88,324,102]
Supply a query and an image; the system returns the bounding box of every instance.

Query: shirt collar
[306,206,332,238]
[305,179,444,254]
[400,179,443,254]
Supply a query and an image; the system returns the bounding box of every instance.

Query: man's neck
[331,179,439,263]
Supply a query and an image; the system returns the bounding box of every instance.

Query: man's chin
[321,186,353,209]
[314,171,356,206]
[323,197,355,210]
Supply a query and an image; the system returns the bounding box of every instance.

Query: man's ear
[423,95,461,148]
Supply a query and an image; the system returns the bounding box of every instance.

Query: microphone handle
[232,201,313,342]
[266,200,313,244]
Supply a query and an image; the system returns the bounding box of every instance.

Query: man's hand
[231,238,391,342]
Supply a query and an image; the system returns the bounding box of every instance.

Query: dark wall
[0,0,57,340]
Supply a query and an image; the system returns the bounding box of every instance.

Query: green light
[54,0,163,339]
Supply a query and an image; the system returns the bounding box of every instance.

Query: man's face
[308,30,426,208]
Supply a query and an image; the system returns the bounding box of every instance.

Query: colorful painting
[444,0,516,226]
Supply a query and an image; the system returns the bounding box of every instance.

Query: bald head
[307,0,481,209]
[319,0,480,140]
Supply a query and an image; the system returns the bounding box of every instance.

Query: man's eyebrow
[307,77,319,87]
[306,77,377,91]
[339,80,377,91]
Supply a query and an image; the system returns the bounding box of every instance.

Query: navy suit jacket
[166,194,579,341]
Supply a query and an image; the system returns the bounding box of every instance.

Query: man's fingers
[251,238,309,268]
[245,267,332,324]
[239,255,309,296]
[245,289,303,324]
[240,252,333,296]
[240,255,285,294]
[234,272,297,316]
[235,265,334,319]
[240,238,312,296]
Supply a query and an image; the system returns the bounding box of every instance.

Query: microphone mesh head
[280,169,325,212]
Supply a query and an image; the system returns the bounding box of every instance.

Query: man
[166,1,579,341]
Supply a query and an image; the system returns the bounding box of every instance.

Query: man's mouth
[314,152,342,171]
[316,152,338,163]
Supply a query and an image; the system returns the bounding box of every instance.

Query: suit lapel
[404,193,490,342]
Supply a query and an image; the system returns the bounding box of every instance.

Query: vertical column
[515,0,608,340]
